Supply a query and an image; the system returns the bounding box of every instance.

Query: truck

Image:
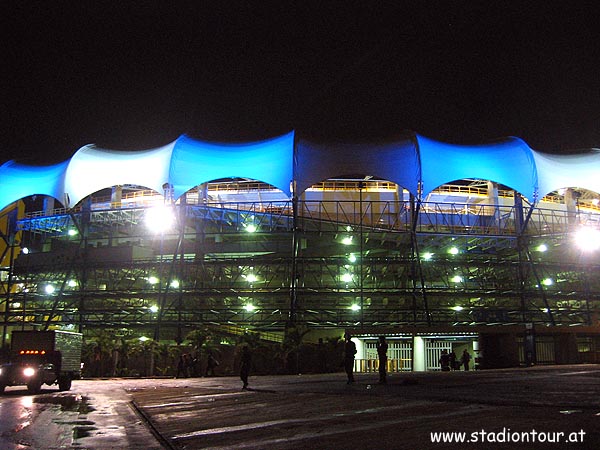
[0,330,82,394]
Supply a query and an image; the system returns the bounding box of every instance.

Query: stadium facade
[1,131,600,371]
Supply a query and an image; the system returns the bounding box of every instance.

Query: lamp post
[359,176,372,327]
[359,181,364,326]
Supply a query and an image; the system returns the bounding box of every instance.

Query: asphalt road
[0,365,599,449]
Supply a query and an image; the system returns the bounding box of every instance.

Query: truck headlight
[23,367,36,377]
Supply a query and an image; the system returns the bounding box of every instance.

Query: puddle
[33,394,96,414]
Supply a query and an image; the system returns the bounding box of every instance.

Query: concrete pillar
[413,336,425,371]
[555,333,579,364]
[111,185,123,205]
[43,197,55,215]
[354,338,364,360]
[486,181,500,223]
[479,333,520,368]
[199,183,208,204]
[565,188,578,224]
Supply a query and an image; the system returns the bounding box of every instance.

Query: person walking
[376,336,388,384]
[344,332,357,384]
[240,346,252,390]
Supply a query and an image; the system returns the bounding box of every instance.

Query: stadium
[1,130,600,372]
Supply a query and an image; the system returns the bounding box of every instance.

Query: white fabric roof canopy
[1,132,600,212]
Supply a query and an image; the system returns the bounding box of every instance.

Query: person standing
[461,349,471,371]
[344,333,357,384]
[376,336,389,384]
[176,354,187,378]
[439,349,450,371]
[240,346,252,389]
[449,350,457,370]
[205,349,219,377]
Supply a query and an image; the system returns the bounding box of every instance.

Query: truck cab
[0,330,82,394]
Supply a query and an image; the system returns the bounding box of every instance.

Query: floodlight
[542,278,553,286]
[350,304,361,311]
[244,304,256,312]
[341,273,353,283]
[149,305,159,313]
[451,275,463,283]
[68,229,78,236]
[537,244,548,252]
[341,236,353,245]
[449,247,459,255]
[44,284,55,294]
[245,223,257,233]
[422,252,434,261]
[575,226,600,251]
[348,253,357,263]
[242,273,258,283]
[148,276,159,285]
[451,306,464,311]
[145,205,175,233]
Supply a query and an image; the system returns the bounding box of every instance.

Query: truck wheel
[27,380,42,394]
[58,376,72,391]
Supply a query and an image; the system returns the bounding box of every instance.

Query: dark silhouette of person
[183,353,193,377]
[205,349,218,377]
[317,338,327,373]
[240,346,252,389]
[344,333,357,384]
[439,349,450,371]
[376,336,388,384]
[449,350,457,370]
[92,345,102,377]
[176,354,187,378]
[461,349,471,371]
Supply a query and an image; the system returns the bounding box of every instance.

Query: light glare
[575,226,600,251]
[145,205,175,233]
[422,252,434,261]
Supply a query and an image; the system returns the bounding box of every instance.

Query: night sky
[3,2,600,165]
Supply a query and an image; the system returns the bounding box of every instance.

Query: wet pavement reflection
[0,365,599,449]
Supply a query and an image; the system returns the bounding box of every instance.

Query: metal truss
[2,198,600,342]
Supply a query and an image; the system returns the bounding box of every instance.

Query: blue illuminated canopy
[0,160,69,211]
[417,135,538,201]
[170,132,295,199]
[1,130,600,211]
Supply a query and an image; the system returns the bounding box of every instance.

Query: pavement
[2,364,600,449]
[127,364,600,449]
